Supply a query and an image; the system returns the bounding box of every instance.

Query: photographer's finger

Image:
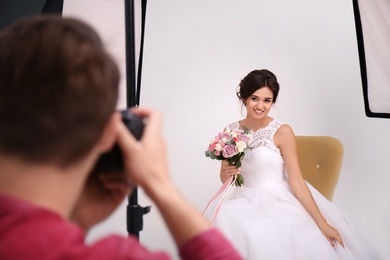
[129,106,154,117]
[98,171,132,185]
[101,178,133,194]
[116,121,138,152]
[129,107,162,140]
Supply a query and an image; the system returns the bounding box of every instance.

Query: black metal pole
[125,0,136,108]
[124,0,150,240]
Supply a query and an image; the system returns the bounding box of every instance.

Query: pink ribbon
[202,175,236,225]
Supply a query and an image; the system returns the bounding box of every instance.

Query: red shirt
[0,193,243,260]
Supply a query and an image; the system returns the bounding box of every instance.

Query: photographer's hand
[116,107,170,190]
[70,171,131,232]
[116,107,211,247]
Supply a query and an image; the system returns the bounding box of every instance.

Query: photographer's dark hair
[237,69,280,105]
[0,15,119,167]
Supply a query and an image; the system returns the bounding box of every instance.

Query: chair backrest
[295,136,344,201]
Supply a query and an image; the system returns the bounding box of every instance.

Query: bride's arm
[274,124,344,248]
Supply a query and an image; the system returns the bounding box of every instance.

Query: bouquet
[205,128,253,187]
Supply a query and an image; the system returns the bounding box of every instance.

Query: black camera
[94,110,145,172]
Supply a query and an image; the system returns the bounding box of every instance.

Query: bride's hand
[220,160,240,183]
[319,222,345,249]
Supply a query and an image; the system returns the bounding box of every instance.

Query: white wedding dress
[203,119,377,260]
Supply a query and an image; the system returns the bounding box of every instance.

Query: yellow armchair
[295,136,344,201]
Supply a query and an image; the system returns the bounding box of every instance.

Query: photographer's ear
[97,112,122,153]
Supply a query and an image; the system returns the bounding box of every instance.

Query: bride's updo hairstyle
[236,69,280,105]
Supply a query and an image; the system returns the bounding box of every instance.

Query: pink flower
[237,133,251,143]
[218,132,230,141]
[207,143,215,152]
[222,144,239,158]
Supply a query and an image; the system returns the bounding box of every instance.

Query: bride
[203,69,377,259]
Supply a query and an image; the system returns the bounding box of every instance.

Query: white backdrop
[66,1,390,259]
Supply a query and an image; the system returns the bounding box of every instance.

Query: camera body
[94,110,144,172]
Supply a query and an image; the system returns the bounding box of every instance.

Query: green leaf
[234,174,245,187]
[242,125,251,134]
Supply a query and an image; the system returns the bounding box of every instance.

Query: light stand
[124,0,150,239]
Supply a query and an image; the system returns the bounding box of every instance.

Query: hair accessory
[264,79,268,87]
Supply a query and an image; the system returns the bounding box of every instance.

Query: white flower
[215,143,223,151]
[236,140,247,153]
[230,131,238,138]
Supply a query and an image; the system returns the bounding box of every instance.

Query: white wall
[83,1,390,259]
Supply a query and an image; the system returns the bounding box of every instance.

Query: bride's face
[245,87,274,120]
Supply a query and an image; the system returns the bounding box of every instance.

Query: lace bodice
[226,119,287,188]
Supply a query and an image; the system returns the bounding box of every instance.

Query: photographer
[0,16,242,259]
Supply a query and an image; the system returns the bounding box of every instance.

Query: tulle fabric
[204,180,375,259]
